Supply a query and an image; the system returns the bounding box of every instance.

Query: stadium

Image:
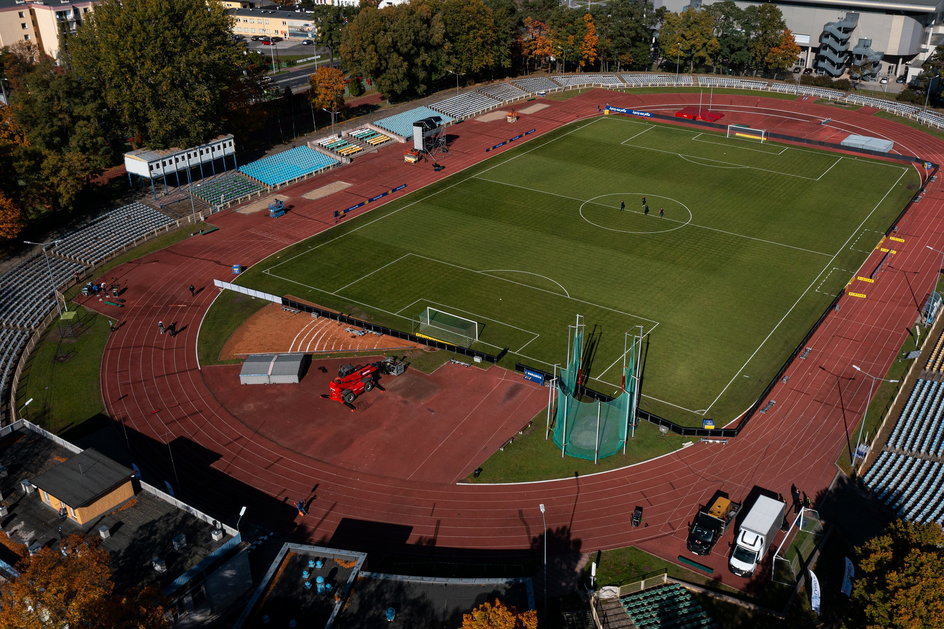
[5,75,944,623]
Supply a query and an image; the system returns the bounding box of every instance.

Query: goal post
[726,124,768,142]
[415,306,480,346]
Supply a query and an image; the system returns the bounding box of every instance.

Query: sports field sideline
[233,115,918,426]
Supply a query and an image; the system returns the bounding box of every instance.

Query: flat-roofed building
[0,0,97,60]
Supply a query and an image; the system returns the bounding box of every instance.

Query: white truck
[728,495,786,577]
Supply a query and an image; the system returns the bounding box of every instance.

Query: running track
[86,89,944,587]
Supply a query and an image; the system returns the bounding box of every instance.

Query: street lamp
[322,108,339,135]
[236,505,247,537]
[23,240,63,316]
[851,365,899,473]
[539,504,547,621]
[926,245,944,276]
[16,397,33,419]
[446,69,462,94]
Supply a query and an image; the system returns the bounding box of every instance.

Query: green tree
[439,0,496,78]
[850,520,944,628]
[705,0,751,74]
[312,4,358,64]
[68,0,260,149]
[484,0,521,74]
[743,4,787,73]
[596,0,662,72]
[659,9,718,73]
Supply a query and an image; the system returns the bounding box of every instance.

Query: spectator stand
[124,135,238,200]
[429,92,502,119]
[553,74,624,88]
[476,82,528,105]
[238,146,340,189]
[192,172,264,211]
[373,107,455,139]
[347,127,393,148]
[512,76,562,95]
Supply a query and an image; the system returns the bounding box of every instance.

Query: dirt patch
[475,111,510,123]
[519,103,551,115]
[302,181,352,200]
[220,302,424,360]
[235,194,287,215]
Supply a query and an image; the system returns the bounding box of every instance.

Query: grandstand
[316,135,364,159]
[192,173,263,207]
[373,106,455,139]
[553,74,623,87]
[348,127,392,147]
[616,584,718,629]
[55,202,175,267]
[476,82,528,104]
[697,76,768,90]
[239,146,339,187]
[513,76,561,94]
[620,74,694,87]
[430,91,502,119]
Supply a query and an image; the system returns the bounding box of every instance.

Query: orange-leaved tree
[579,13,599,70]
[522,17,553,73]
[460,598,538,629]
[0,192,25,240]
[309,66,347,115]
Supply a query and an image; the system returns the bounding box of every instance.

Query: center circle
[579,193,693,234]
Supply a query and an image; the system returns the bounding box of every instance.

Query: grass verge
[15,306,110,434]
[197,290,272,365]
[466,413,690,483]
[874,111,944,142]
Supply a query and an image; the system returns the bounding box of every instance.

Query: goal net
[771,508,825,585]
[415,306,479,346]
[726,124,767,142]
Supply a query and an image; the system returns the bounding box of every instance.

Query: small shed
[840,134,894,153]
[239,354,305,385]
[270,354,304,384]
[30,449,135,525]
[240,354,276,385]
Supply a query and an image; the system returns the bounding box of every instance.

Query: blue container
[232,264,242,275]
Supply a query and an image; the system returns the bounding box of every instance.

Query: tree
[483,0,521,74]
[439,0,497,78]
[0,535,170,629]
[578,13,599,70]
[596,0,663,72]
[705,0,751,74]
[850,520,944,628]
[659,9,719,73]
[309,66,347,113]
[521,17,554,73]
[460,599,538,629]
[68,0,260,149]
[312,4,358,64]
[744,4,787,74]
[765,28,801,79]
[0,192,24,240]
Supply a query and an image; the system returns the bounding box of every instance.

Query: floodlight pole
[23,240,63,316]
[926,245,944,278]
[446,69,462,94]
[539,504,547,622]
[851,364,899,474]
[322,108,339,135]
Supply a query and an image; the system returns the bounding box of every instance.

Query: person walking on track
[158,321,165,335]
[188,284,195,297]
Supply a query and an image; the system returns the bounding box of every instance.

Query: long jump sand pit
[519,102,550,114]
[302,181,353,200]
[202,357,547,482]
[235,194,287,215]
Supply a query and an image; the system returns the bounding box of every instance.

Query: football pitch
[239,115,919,426]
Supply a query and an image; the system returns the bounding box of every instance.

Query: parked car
[301,39,313,46]
[792,67,802,74]
[261,38,272,45]
[803,68,813,75]
[880,77,888,84]
[897,75,907,84]
[250,35,259,41]
[271,36,283,42]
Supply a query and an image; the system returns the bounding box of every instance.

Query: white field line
[333,253,412,293]
[480,269,571,297]
[625,125,656,142]
[474,176,833,258]
[691,133,788,156]
[816,157,844,181]
[264,117,605,276]
[815,267,854,295]
[701,166,910,415]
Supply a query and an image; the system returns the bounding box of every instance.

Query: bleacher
[917,110,944,129]
[513,76,561,94]
[553,74,623,88]
[54,202,174,267]
[768,83,845,101]
[373,106,455,139]
[192,172,263,207]
[697,76,769,90]
[620,74,694,87]
[845,94,920,116]
[430,92,502,119]
[925,334,944,373]
[863,377,944,524]
[348,127,391,146]
[477,82,528,104]
[239,146,339,187]
[317,135,364,157]
[618,584,717,629]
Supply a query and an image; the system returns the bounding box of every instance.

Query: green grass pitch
[235,115,919,426]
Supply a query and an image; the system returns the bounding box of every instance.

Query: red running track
[84,89,944,588]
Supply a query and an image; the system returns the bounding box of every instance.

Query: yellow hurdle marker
[875,237,886,249]
[889,236,905,243]
[857,276,875,283]
[847,292,868,298]
[878,248,897,254]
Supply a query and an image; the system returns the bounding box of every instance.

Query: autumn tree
[309,66,347,113]
[659,9,719,73]
[849,519,944,628]
[578,13,599,70]
[439,0,497,78]
[483,0,521,73]
[0,192,24,240]
[68,0,261,149]
[521,17,554,73]
[0,535,170,629]
[460,598,538,629]
[765,28,801,79]
[744,4,788,73]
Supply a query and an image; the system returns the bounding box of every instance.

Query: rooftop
[30,448,133,508]
[227,6,313,20]
[0,427,234,592]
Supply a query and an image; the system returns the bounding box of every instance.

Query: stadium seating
[348,128,392,146]
[55,202,175,267]
[430,92,502,119]
[373,106,455,139]
[697,76,769,90]
[618,583,717,629]
[620,74,694,87]
[192,172,263,207]
[239,146,340,187]
[513,76,561,94]
[845,94,920,116]
[476,82,528,104]
[317,135,364,157]
[917,110,944,129]
[553,74,623,88]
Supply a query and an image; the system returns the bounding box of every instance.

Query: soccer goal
[726,124,768,142]
[415,306,480,346]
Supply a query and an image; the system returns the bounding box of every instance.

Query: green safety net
[551,326,637,460]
